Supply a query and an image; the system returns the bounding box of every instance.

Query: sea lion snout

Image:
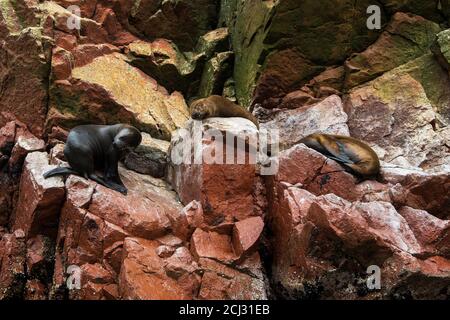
[191,110,208,120]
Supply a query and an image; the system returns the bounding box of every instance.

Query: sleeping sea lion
[190,95,259,128]
[299,133,380,178]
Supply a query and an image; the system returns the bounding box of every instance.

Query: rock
[398,207,450,257]
[8,135,45,174]
[344,12,441,88]
[197,51,234,98]
[190,228,237,264]
[0,232,27,299]
[232,217,264,259]
[119,237,197,300]
[127,0,218,51]
[48,52,190,140]
[0,22,51,137]
[49,143,66,165]
[198,258,267,300]
[267,143,360,202]
[24,279,47,300]
[26,235,55,284]
[0,121,16,154]
[261,95,349,150]
[123,132,169,178]
[345,71,449,170]
[125,39,202,94]
[12,152,65,238]
[168,118,259,224]
[195,28,230,59]
[433,29,450,71]
[227,0,384,107]
[268,185,449,299]
[382,167,450,219]
[167,200,205,242]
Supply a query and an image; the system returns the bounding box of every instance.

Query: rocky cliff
[0,0,449,300]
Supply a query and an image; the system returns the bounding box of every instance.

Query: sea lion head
[113,125,142,153]
[189,98,213,120]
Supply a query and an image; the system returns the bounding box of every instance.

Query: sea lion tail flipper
[43,167,78,178]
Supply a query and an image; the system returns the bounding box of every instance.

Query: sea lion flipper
[321,139,355,164]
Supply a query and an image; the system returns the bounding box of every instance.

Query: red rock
[398,207,450,257]
[267,143,360,203]
[168,118,258,224]
[262,95,349,150]
[119,237,193,300]
[167,200,205,241]
[26,235,55,282]
[12,152,65,238]
[24,279,47,300]
[190,228,236,263]
[232,216,264,258]
[198,258,267,300]
[0,231,27,299]
[0,121,16,154]
[8,134,45,174]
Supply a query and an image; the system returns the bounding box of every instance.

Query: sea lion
[190,95,259,128]
[299,133,380,178]
[43,124,142,195]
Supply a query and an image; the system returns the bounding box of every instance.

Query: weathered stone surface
[168,118,259,224]
[382,167,450,219]
[125,39,202,94]
[262,95,349,150]
[269,185,450,299]
[26,235,55,284]
[0,21,51,137]
[434,29,450,70]
[232,216,264,258]
[24,279,47,300]
[119,237,196,300]
[198,257,267,300]
[190,228,236,264]
[127,0,218,51]
[0,230,27,299]
[228,0,383,107]
[198,51,234,98]
[12,152,65,238]
[345,71,449,170]
[344,12,441,88]
[123,132,169,178]
[48,52,190,140]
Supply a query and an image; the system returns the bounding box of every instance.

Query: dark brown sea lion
[299,133,380,178]
[190,95,259,128]
[43,124,142,195]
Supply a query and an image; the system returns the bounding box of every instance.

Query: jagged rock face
[1,0,450,301]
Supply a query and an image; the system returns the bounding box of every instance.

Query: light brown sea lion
[299,133,380,178]
[190,95,259,128]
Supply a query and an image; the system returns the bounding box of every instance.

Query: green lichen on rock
[223,0,385,107]
[435,29,450,68]
[197,51,234,98]
[344,12,441,89]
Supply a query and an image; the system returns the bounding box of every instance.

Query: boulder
[261,95,349,150]
[344,12,441,88]
[123,132,169,178]
[168,118,259,224]
[12,152,65,238]
[345,71,449,170]
[48,52,190,140]
[269,185,450,299]
[0,230,27,299]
